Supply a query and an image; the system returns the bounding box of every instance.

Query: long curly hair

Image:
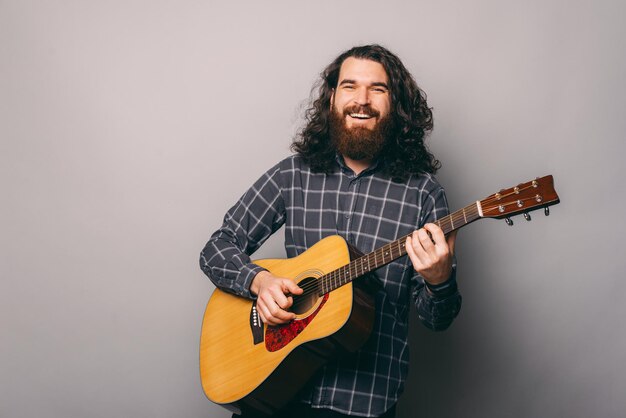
[291,44,440,181]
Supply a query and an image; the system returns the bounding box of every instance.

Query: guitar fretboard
[318,202,481,295]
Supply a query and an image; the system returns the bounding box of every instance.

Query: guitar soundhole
[291,277,320,315]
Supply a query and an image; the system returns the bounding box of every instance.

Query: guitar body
[199,235,376,415]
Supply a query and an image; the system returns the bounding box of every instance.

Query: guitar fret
[324,272,329,294]
[441,217,448,234]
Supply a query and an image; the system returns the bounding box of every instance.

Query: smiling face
[331,57,392,131]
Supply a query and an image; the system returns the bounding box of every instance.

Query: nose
[353,87,370,106]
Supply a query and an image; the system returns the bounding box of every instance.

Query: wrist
[424,269,457,297]
[250,270,270,295]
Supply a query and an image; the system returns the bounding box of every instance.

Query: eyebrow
[338,79,389,89]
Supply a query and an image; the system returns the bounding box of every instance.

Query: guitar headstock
[479,175,560,224]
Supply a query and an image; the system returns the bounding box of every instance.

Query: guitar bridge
[250,301,264,345]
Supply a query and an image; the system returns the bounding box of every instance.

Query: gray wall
[2,1,625,417]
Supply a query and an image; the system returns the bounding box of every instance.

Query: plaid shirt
[200,154,461,417]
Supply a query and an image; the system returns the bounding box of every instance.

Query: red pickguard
[265,294,329,352]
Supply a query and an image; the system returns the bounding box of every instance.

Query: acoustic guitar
[199,175,560,415]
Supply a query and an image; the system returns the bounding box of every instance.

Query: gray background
[2,1,625,417]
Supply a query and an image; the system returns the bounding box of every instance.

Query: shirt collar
[334,153,382,177]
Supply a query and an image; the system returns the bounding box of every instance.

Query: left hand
[405,223,457,286]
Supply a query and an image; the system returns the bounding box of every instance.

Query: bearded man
[200,44,461,418]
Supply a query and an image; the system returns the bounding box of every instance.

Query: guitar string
[288,200,488,300]
[287,203,481,305]
[289,233,413,298]
[287,183,549,309]
[288,213,466,308]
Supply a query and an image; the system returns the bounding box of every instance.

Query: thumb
[283,279,303,295]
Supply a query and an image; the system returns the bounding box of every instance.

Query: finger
[270,286,292,310]
[417,228,434,251]
[272,306,297,323]
[423,223,446,247]
[406,235,426,270]
[283,279,303,295]
[411,230,428,263]
[265,290,297,321]
[260,301,293,325]
[257,299,278,326]
[423,224,452,261]
[412,230,432,258]
[264,299,296,323]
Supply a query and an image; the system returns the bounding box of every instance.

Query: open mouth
[349,113,374,120]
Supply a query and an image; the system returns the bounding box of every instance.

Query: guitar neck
[319,202,482,294]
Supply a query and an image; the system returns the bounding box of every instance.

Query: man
[200,44,461,418]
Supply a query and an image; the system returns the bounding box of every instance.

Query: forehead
[337,57,389,85]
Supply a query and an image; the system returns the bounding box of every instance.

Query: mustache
[342,105,380,118]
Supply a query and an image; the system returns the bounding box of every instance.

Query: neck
[342,155,371,175]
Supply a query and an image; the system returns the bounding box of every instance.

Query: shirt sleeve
[411,185,462,331]
[199,163,286,299]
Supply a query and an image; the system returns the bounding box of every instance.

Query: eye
[342,85,355,91]
[372,87,388,93]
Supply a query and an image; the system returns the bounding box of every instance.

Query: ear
[330,88,335,109]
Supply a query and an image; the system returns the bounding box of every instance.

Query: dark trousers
[233,402,396,418]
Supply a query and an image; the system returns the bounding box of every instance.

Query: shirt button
[345,213,350,219]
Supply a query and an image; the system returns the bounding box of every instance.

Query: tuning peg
[523,212,532,221]
[544,207,550,216]
[505,218,514,226]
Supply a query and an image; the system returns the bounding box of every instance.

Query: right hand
[250,270,303,326]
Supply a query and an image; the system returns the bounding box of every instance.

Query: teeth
[350,113,372,119]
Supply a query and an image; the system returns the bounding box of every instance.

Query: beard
[329,105,394,161]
